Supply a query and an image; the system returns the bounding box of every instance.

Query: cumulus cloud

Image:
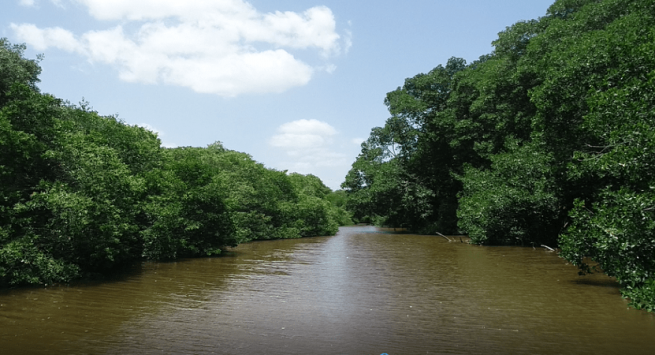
[269,119,348,171]
[12,0,347,96]
[270,119,337,149]
[11,24,79,52]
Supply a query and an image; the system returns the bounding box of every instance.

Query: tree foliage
[0,38,349,286]
[344,0,655,310]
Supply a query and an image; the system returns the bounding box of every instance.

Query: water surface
[1,226,653,354]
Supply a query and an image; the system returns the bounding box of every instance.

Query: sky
[2,0,556,190]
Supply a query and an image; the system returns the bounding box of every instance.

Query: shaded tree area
[0,38,350,287]
[342,0,655,311]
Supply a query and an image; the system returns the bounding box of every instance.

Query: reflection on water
[1,226,654,354]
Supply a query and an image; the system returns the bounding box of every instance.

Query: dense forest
[342,0,655,311]
[0,38,351,287]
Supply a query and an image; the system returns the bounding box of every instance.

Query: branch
[435,232,452,242]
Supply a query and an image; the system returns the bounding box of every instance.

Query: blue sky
[2,0,555,189]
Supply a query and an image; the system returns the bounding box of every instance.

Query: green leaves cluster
[0,39,348,286]
[344,0,655,310]
[457,141,561,246]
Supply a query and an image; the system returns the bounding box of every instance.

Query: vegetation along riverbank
[341,0,655,312]
[0,38,352,287]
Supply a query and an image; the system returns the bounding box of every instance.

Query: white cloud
[269,119,348,172]
[275,119,338,136]
[10,24,80,52]
[268,119,365,189]
[351,137,365,145]
[318,64,337,74]
[270,119,337,149]
[12,0,347,96]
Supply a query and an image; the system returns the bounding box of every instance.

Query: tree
[0,38,41,106]
[557,4,655,309]
[457,140,562,246]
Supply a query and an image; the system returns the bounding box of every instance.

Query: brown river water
[1,226,654,354]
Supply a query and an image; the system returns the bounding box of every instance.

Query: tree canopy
[0,38,351,287]
[343,0,655,311]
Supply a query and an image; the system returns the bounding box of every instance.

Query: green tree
[344,0,655,311]
[457,141,562,246]
[557,4,655,309]
[141,146,236,260]
[0,85,76,285]
[0,38,41,106]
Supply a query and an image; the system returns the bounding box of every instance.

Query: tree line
[0,38,351,287]
[342,0,655,311]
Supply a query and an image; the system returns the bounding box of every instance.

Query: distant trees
[343,0,655,311]
[0,38,350,287]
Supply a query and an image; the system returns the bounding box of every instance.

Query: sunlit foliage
[344,0,655,310]
[0,38,350,286]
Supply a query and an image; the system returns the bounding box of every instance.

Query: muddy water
[1,226,654,354]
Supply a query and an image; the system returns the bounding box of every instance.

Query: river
[1,226,654,354]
